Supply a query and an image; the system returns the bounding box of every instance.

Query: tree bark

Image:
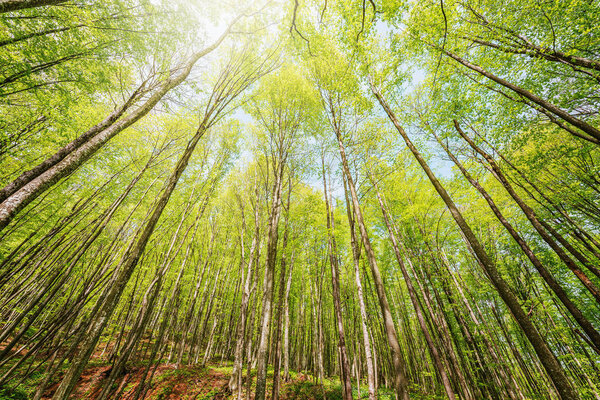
[432,44,600,143]
[430,124,600,353]
[322,155,353,400]
[50,119,210,400]
[332,116,410,400]
[371,177,456,400]
[0,19,237,230]
[343,175,377,400]
[0,0,66,14]
[254,161,285,400]
[229,188,261,397]
[271,210,291,400]
[282,253,294,382]
[371,81,578,400]
[453,121,600,300]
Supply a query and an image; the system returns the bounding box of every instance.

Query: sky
[188,0,455,201]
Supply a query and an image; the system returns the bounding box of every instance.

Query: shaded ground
[26,362,365,400]
[0,343,397,400]
[39,364,229,400]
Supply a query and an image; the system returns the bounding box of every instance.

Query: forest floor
[1,359,391,400]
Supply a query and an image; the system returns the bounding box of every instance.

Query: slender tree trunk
[371,82,578,400]
[453,121,600,299]
[178,230,215,365]
[272,177,294,400]
[229,193,261,396]
[343,175,377,400]
[331,113,410,400]
[282,254,294,382]
[255,162,285,400]
[322,156,353,400]
[439,249,518,400]
[430,125,600,353]
[0,86,146,205]
[459,11,600,73]
[0,20,238,230]
[412,256,475,400]
[432,44,600,143]
[371,178,456,400]
[98,192,200,400]
[0,0,67,14]
[50,118,210,400]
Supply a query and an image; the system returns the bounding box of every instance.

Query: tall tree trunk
[0,20,238,230]
[98,192,201,400]
[430,124,600,353]
[371,82,578,400]
[370,177,456,400]
[453,121,600,296]
[254,162,285,400]
[50,119,211,400]
[271,235,289,399]
[431,44,600,143]
[331,114,410,400]
[229,189,261,397]
[282,253,294,382]
[343,176,377,400]
[0,0,66,14]
[322,155,353,400]
[272,177,293,400]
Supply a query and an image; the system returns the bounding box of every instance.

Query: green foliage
[0,1,599,399]
[0,387,28,400]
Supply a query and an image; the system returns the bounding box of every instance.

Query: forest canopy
[0,0,599,399]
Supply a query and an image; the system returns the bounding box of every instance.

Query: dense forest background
[0,0,599,399]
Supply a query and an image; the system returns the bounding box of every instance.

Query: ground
[0,360,392,400]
